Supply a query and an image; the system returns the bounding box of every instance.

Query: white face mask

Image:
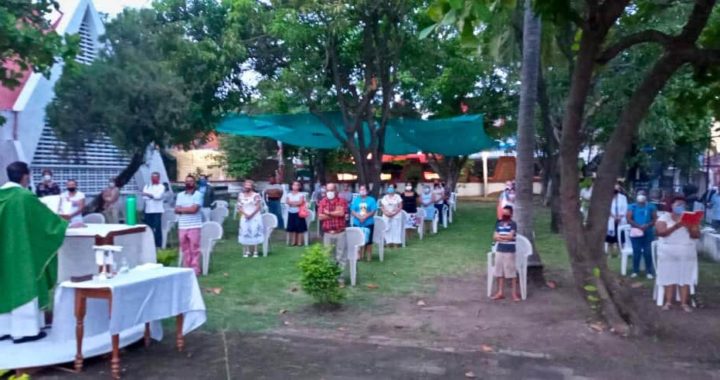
[405,186,412,191]
[43,175,52,182]
[636,195,647,203]
[326,191,336,200]
[109,182,115,188]
[359,190,367,196]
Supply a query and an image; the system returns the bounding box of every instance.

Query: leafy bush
[156,248,178,267]
[298,244,344,306]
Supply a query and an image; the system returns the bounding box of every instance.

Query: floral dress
[238,192,264,245]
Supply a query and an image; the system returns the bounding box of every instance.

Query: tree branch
[596,30,673,64]
[678,0,717,42]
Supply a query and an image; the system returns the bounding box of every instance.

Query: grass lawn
[166,201,717,332]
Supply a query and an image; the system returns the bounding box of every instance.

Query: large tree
[0,0,75,125]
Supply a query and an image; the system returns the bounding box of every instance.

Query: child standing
[492,205,520,302]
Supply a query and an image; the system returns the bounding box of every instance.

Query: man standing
[142,172,165,248]
[0,162,67,343]
[318,183,349,284]
[175,175,203,275]
[265,176,284,229]
[35,169,60,197]
[197,175,215,222]
[101,177,120,224]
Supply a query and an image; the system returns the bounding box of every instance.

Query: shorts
[494,252,517,279]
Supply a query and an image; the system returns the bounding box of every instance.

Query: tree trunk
[516,0,542,268]
[428,155,467,193]
[86,150,145,213]
[537,62,562,233]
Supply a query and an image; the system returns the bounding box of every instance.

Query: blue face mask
[673,205,685,215]
[387,187,395,194]
[198,180,207,187]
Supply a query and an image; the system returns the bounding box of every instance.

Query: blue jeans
[630,235,654,276]
[268,199,284,230]
[144,212,163,248]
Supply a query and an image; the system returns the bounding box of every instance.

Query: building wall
[173,149,228,181]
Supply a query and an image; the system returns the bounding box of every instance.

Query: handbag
[630,227,644,238]
[298,201,309,219]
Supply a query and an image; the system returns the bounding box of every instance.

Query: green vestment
[0,186,67,314]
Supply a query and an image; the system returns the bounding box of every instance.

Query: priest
[0,161,67,343]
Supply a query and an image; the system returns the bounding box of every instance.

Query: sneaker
[253,252,259,258]
[646,274,654,280]
[243,252,250,258]
[630,273,638,278]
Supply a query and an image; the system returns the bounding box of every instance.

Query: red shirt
[318,197,348,233]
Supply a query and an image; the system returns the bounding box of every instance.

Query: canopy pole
[482,151,489,197]
[276,141,284,182]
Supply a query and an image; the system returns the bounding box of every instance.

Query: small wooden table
[73,287,185,379]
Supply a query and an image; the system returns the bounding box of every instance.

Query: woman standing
[237,180,264,258]
[655,195,700,312]
[350,185,377,261]
[381,184,403,247]
[401,184,418,229]
[606,183,628,255]
[284,181,308,246]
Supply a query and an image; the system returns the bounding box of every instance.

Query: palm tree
[514,0,542,268]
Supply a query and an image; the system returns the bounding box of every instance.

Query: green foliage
[215,136,272,180]
[297,244,344,306]
[156,248,178,267]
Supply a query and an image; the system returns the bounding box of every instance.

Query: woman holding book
[655,195,700,312]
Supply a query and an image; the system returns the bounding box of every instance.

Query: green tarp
[217,112,495,156]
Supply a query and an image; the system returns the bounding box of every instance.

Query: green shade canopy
[217,112,496,156]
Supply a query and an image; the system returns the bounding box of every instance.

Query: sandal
[491,294,505,301]
[661,303,671,311]
[681,304,693,313]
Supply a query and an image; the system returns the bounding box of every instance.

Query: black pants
[144,212,163,248]
[435,204,445,225]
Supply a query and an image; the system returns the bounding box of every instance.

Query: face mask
[43,175,52,182]
[501,214,511,221]
[405,186,412,191]
[614,190,619,194]
[387,187,395,194]
[244,187,252,192]
[67,187,77,193]
[108,182,115,188]
[326,191,336,200]
[151,178,160,185]
[359,190,367,196]
[185,184,195,191]
[199,180,207,187]
[424,188,430,194]
[636,195,647,203]
[673,205,685,215]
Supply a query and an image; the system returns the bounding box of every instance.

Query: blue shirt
[628,202,657,236]
[495,220,517,253]
[711,193,720,221]
[350,196,377,227]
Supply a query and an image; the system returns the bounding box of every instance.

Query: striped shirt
[176,190,203,230]
[495,220,517,253]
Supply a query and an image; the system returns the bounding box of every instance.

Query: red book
[680,211,703,226]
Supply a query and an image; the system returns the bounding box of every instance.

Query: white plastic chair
[430,208,439,234]
[372,216,386,262]
[83,213,106,224]
[618,225,634,276]
[651,240,697,307]
[177,221,223,275]
[400,210,414,248]
[161,209,177,249]
[345,227,365,286]
[442,205,449,229]
[262,213,278,257]
[415,208,426,240]
[450,192,457,212]
[212,200,229,209]
[210,206,229,226]
[486,234,532,300]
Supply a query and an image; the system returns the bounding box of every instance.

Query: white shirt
[143,183,165,214]
[176,190,203,230]
[59,190,85,224]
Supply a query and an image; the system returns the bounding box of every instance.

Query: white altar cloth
[58,224,157,282]
[0,267,206,370]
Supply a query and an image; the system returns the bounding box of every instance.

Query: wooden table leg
[144,323,151,347]
[74,291,86,372]
[176,314,184,352]
[111,334,120,379]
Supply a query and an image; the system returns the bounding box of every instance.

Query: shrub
[298,244,344,306]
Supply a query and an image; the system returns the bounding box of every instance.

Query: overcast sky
[93,0,152,18]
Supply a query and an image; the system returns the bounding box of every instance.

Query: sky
[93,0,152,18]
